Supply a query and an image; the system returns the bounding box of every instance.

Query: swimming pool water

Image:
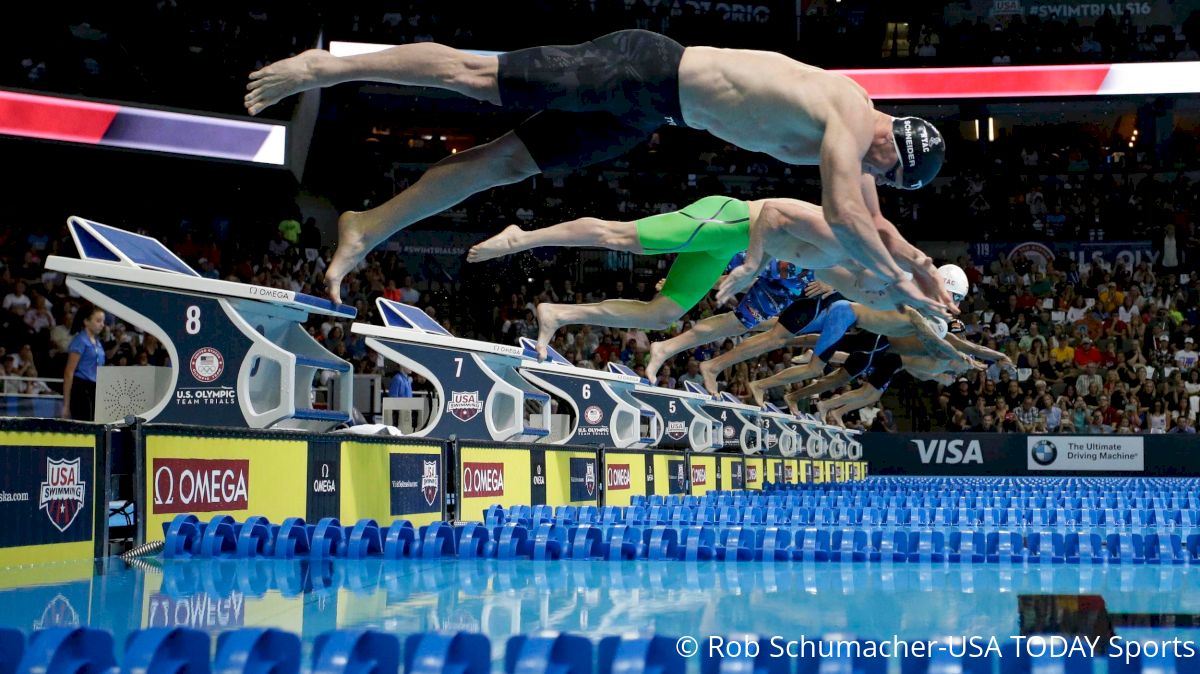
[3,558,1200,665]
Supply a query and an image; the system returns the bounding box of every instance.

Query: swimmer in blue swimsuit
[700,265,973,397]
[645,252,813,382]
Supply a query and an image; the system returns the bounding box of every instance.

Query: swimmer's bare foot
[790,350,813,366]
[816,399,831,418]
[245,49,337,116]
[324,210,372,304]
[784,389,803,415]
[535,303,563,361]
[645,341,669,384]
[748,379,768,407]
[699,361,720,397]
[468,225,525,263]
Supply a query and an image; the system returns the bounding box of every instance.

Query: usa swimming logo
[448,391,483,422]
[421,460,439,506]
[39,458,86,533]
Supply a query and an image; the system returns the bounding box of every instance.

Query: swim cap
[926,316,948,339]
[937,264,969,306]
[887,117,945,190]
[948,318,965,335]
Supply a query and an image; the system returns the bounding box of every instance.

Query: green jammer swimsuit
[636,195,751,311]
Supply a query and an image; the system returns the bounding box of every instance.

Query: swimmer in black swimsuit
[247,30,950,314]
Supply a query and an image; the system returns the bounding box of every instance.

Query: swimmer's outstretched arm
[823,118,952,320]
[820,122,913,290]
[812,267,895,310]
[946,334,1012,367]
[901,306,964,363]
[715,208,777,305]
[859,177,954,314]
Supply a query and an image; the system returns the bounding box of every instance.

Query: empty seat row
[1,626,1190,674]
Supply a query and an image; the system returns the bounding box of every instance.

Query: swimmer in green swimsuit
[469,195,753,359]
[469,193,946,361]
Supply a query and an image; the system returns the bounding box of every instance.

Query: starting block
[682,382,761,454]
[46,217,355,430]
[758,403,801,458]
[798,415,829,459]
[353,299,550,442]
[606,363,722,452]
[517,339,657,448]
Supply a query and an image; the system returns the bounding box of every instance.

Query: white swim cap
[938,264,969,306]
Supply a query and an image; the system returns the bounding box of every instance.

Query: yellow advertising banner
[144,435,307,542]
[652,453,690,497]
[457,446,532,523]
[339,441,444,528]
[690,455,718,497]
[744,457,765,491]
[601,452,647,507]
[717,455,742,491]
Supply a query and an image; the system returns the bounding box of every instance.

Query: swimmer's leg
[327,131,539,302]
[469,217,639,262]
[536,295,685,360]
[246,43,500,115]
[646,313,750,383]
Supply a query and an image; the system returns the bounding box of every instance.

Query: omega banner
[862,433,1200,477]
[140,426,450,542]
[457,442,602,524]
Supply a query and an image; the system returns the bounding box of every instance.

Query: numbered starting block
[605,363,721,452]
[46,217,354,430]
[517,339,657,448]
[353,299,550,442]
[758,403,801,458]
[682,382,761,454]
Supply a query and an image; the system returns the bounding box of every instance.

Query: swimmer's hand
[655,278,666,293]
[803,280,835,299]
[715,264,756,305]
[912,263,960,315]
[893,276,954,321]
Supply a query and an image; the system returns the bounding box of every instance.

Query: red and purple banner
[0,90,286,165]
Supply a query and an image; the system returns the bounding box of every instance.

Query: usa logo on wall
[40,458,86,533]
[421,460,439,506]
[390,454,443,516]
[569,457,599,502]
[667,459,688,494]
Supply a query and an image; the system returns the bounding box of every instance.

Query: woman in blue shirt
[63,307,106,421]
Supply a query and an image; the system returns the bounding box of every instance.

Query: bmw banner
[1027,436,1144,472]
